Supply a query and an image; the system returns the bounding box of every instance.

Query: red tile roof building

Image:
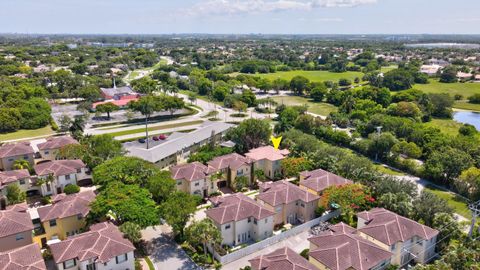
[50,222,135,269]
[245,146,289,180]
[257,180,319,225]
[308,223,392,270]
[37,136,78,151]
[0,243,47,270]
[249,247,317,270]
[0,204,34,251]
[207,193,275,246]
[34,160,86,177]
[207,153,253,189]
[0,142,35,171]
[170,162,218,197]
[299,168,353,195]
[357,208,439,266]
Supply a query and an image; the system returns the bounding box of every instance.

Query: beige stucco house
[206,193,275,247]
[207,153,253,190]
[0,142,35,171]
[299,168,353,198]
[33,159,88,196]
[308,222,392,270]
[0,169,31,209]
[357,208,439,267]
[50,222,135,270]
[37,136,79,161]
[256,180,319,226]
[170,162,218,197]
[0,203,34,251]
[245,146,289,180]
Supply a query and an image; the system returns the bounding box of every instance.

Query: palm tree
[185,219,222,257]
[12,159,30,171]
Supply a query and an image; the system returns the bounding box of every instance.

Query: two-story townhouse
[0,142,35,171]
[0,203,34,251]
[207,153,253,189]
[299,168,353,198]
[34,190,96,248]
[0,243,47,269]
[245,146,289,180]
[50,222,135,270]
[37,136,79,161]
[356,208,439,267]
[249,247,317,270]
[206,193,275,247]
[0,169,30,209]
[256,180,319,226]
[170,162,217,197]
[308,223,393,270]
[33,160,88,196]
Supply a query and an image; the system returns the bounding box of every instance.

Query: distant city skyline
[2,0,480,35]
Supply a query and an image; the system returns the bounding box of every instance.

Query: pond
[454,111,480,130]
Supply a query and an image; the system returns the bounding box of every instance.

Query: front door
[86,263,96,270]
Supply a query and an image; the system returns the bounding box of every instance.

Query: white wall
[55,251,135,270]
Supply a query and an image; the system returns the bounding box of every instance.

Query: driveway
[142,225,201,270]
[221,230,311,270]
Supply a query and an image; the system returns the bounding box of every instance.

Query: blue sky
[2,0,480,34]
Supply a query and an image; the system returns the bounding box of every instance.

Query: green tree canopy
[89,182,159,228]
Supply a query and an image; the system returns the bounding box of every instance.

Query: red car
[152,136,159,141]
[159,134,167,140]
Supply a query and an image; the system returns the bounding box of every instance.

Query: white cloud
[188,0,378,16]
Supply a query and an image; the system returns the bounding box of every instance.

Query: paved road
[142,225,201,270]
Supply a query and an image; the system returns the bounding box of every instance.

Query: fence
[211,209,340,264]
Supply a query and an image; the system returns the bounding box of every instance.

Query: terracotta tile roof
[308,223,392,270]
[50,222,135,264]
[245,146,289,161]
[249,247,317,270]
[37,136,79,151]
[0,142,34,158]
[170,162,209,182]
[0,243,47,270]
[208,153,253,171]
[257,180,319,207]
[357,208,439,246]
[0,204,34,238]
[207,193,275,224]
[37,191,96,222]
[299,169,353,193]
[34,159,86,177]
[0,169,30,186]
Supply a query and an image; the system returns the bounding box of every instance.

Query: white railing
[211,209,340,264]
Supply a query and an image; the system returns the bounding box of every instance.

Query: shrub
[468,93,480,104]
[64,184,80,194]
[300,249,310,259]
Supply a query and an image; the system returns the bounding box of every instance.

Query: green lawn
[124,59,168,83]
[381,65,398,73]
[374,164,406,176]
[270,96,338,116]
[453,101,480,112]
[108,120,204,137]
[415,80,480,100]
[0,126,55,142]
[424,118,464,136]
[179,90,224,106]
[254,70,364,83]
[424,185,471,219]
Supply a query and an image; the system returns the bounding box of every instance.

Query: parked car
[159,134,167,140]
[138,138,146,143]
[152,136,159,141]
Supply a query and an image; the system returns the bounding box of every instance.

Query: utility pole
[468,200,480,238]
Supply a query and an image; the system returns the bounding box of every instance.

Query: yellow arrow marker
[270,135,282,150]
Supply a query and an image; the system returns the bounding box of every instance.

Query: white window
[15,233,24,241]
[116,254,128,264]
[65,174,71,180]
[177,181,182,186]
[44,151,50,155]
[19,179,25,185]
[194,182,200,186]
[63,259,76,269]
[225,224,231,230]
